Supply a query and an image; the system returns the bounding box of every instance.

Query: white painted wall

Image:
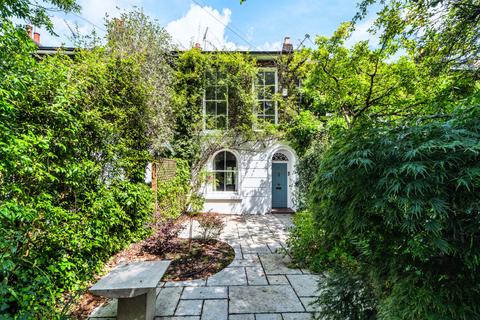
[200,141,297,214]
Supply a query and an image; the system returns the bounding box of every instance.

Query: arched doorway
[271,151,289,208]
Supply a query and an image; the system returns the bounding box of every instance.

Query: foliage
[196,213,225,240]
[142,219,185,255]
[315,269,377,320]
[285,110,323,157]
[156,159,191,219]
[292,137,328,210]
[0,0,80,31]
[303,23,474,129]
[357,0,480,70]
[106,9,174,155]
[171,49,258,161]
[307,104,480,319]
[0,11,173,318]
[287,211,357,273]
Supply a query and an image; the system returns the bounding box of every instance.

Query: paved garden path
[90,214,322,320]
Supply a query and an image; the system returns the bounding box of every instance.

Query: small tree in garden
[197,213,225,241]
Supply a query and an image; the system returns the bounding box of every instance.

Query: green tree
[357,0,480,71]
[0,0,79,31]
[302,22,465,129]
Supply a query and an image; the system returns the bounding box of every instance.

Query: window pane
[217,102,227,115]
[265,115,275,123]
[257,87,264,100]
[265,85,275,98]
[256,72,265,85]
[256,101,264,116]
[217,115,226,129]
[205,86,215,100]
[265,101,275,115]
[265,72,275,85]
[225,172,236,191]
[206,101,216,115]
[225,152,236,170]
[214,152,225,170]
[205,115,216,130]
[214,172,225,191]
[217,85,227,100]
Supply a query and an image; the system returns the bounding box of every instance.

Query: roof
[36,46,291,61]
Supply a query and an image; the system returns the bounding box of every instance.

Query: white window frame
[211,150,238,193]
[255,68,278,125]
[203,71,229,131]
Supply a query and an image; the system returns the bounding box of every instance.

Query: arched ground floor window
[213,150,237,192]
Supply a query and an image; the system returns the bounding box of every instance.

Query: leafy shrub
[0,14,170,318]
[143,219,185,255]
[287,211,356,273]
[307,105,480,319]
[196,213,225,240]
[0,182,153,318]
[285,110,324,157]
[315,269,377,320]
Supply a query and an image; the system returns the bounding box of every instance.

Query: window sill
[204,192,242,201]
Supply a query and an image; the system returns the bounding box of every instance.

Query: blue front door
[272,163,288,208]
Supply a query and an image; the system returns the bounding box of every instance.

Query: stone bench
[90,260,171,320]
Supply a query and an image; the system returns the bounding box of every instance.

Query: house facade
[200,142,297,214]
[199,44,298,215]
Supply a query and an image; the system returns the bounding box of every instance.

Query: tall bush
[0,11,173,317]
[308,105,480,319]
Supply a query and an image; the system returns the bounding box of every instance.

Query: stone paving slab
[182,287,228,300]
[281,313,314,320]
[176,300,203,316]
[245,267,268,286]
[286,275,322,297]
[156,287,183,316]
[207,267,247,286]
[201,299,228,320]
[255,314,283,320]
[228,314,254,320]
[259,254,303,275]
[300,297,320,312]
[229,285,305,314]
[164,279,207,287]
[156,316,200,320]
[89,299,117,318]
[267,275,289,285]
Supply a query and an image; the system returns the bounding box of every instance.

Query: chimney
[33,32,40,45]
[26,25,32,39]
[282,36,293,53]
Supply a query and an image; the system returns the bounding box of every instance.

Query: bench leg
[117,289,156,320]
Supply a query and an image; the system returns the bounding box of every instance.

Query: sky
[35,0,381,50]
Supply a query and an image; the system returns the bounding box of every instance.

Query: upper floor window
[256,70,277,124]
[213,151,237,192]
[204,71,227,130]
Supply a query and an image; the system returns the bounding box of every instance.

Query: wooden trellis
[151,159,177,213]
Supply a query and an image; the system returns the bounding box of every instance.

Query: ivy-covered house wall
[170,48,304,214]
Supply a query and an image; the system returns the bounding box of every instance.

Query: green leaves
[306,104,480,319]
[0,12,171,317]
